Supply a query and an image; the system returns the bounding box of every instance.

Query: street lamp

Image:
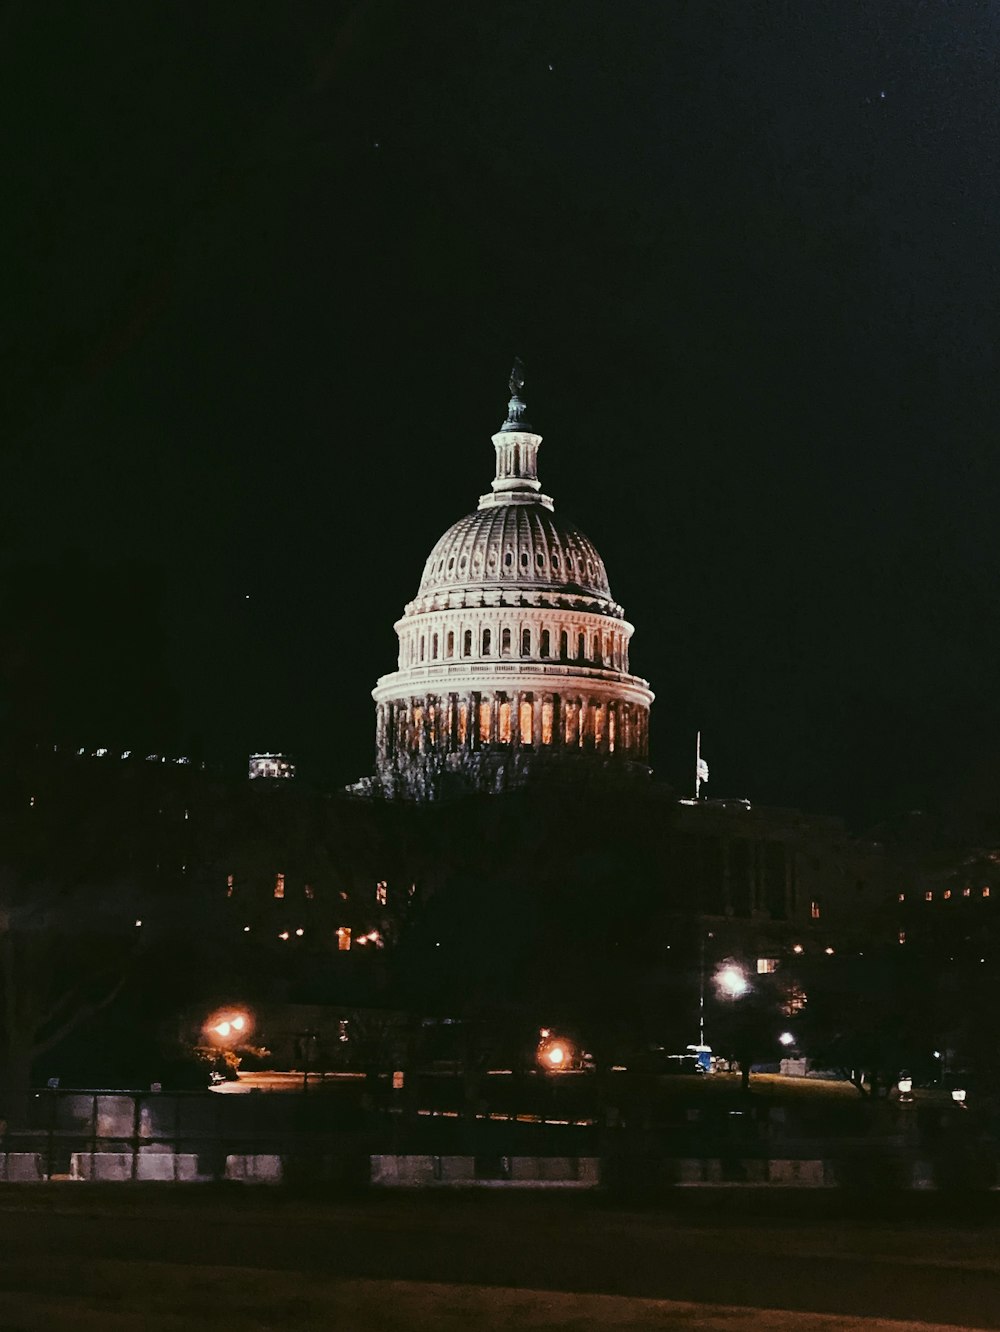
[778,1031,795,1047]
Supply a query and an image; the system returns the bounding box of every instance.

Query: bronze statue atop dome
[509,357,526,398]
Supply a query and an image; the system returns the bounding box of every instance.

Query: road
[0,1189,998,1327]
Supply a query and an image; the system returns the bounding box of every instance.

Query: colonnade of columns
[376,690,649,763]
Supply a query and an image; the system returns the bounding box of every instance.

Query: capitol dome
[416,507,613,605]
[369,362,653,800]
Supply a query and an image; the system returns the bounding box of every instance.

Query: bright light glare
[232,1016,245,1032]
[779,1031,795,1047]
[898,1077,913,1094]
[546,1045,566,1066]
[952,1088,967,1104]
[717,966,749,996]
[214,1021,231,1037]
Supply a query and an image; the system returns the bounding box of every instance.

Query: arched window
[482,628,492,655]
[552,552,560,568]
[540,629,550,657]
[521,628,531,656]
[463,630,472,657]
[446,631,454,657]
[432,632,439,660]
[578,632,586,660]
[536,551,544,568]
[501,627,511,655]
[560,630,568,659]
[504,551,513,568]
[520,551,529,568]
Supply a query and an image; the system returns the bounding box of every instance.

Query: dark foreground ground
[1,1186,999,1329]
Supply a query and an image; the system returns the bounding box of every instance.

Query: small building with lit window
[249,753,296,781]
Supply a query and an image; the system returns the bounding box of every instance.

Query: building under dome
[366,362,654,800]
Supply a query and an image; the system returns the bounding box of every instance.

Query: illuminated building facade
[369,364,654,800]
[249,753,295,780]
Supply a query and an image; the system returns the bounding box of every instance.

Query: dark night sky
[5,2,1000,827]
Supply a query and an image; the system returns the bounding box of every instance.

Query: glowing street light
[952,1088,967,1105]
[778,1031,795,1047]
[717,965,749,997]
[205,1008,251,1045]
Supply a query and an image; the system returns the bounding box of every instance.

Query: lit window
[519,699,532,743]
[925,891,933,902]
[337,926,351,951]
[29,795,35,808]
[227,874,235,898]
[338,1020,349,1042]
[376,881,387,905]
[757,958,778,974]
[792,944,803,954]
[898,892,905,903]
[985,887,992,899]
[275,873,285,900]
[498,698,511,744]
[963,887,972,898]
[304,883,315,900]
[478,700,491,744]
[457,701,468,744]
[943,890,951,900]
[810,900,820,920]
[541,699,553,745]
[898,930,906,944]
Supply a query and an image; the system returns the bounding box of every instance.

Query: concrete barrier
[0,1153,44,1182]
[70,1152,202,1181]
[370,1155,601,1189]
[225,1154,283,1184]
[509,1157,600,1186]
[767,1159,829,1187]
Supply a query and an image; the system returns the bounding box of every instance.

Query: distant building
[365,362,654,800]
[249,753,295,781]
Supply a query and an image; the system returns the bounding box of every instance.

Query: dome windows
[521,628,531,656]
[501,627,512,655]
[482,628,492,655]
[463,630,473,657]
[540,629,550,657]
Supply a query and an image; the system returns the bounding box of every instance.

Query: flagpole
[695,730,701,801]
